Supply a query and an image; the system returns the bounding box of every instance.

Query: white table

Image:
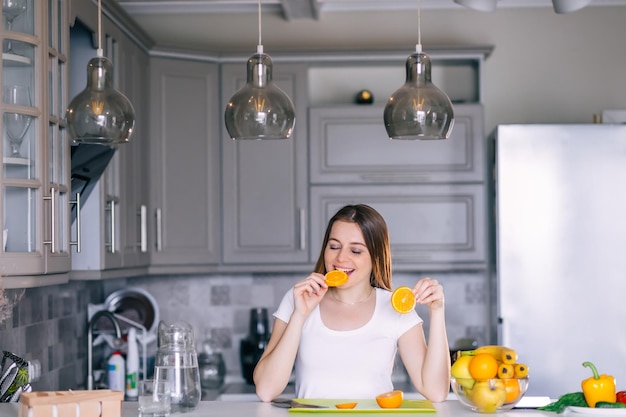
[0,399,558,417]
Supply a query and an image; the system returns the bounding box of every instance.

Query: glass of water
[138,379,171,417]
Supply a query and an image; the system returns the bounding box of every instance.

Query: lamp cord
[97,0,103,57]
[416,0,422,53]
[257,0,263,53]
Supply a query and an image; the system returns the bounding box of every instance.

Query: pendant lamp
[455,0,592,14]
[224,0,295,140]
[66,0,135,145]
[383,0,454,140]
[552,0,592,14]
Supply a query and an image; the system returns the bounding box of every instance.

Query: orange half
[335,402,358,409]
[391,287,416,314]
[375,390,403,408]
[325,270,348,287]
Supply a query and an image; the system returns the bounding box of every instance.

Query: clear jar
[154,321,201,412]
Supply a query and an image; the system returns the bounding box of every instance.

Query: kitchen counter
[0,399,561,417]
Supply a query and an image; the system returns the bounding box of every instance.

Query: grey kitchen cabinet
[308,103,487,271]
[69,3,151,278]
[309,104,485,184]
[148,58,221,272]
[0,0,71,288]
[117,31,150,270]
[310,184,487,270]
[220,62,309,266]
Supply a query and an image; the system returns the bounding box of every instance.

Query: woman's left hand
[413,277,444,311]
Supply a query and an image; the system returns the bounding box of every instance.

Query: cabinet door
[118,35,150,268]
[310,184,487,270]
[309,104,485,184]
[149,58,220,269]
[221,63,308,265]
[0,0,71,286]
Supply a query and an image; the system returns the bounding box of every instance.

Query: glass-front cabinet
[0,0,70,287]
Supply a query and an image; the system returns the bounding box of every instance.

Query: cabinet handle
[70,192,82,253]
[42,187,58,253]
[155,208,162,252]
[138,204,147,253]
[105,198,117,253]
[299,208,306,250]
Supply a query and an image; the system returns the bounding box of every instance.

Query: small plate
[566,406,626,415]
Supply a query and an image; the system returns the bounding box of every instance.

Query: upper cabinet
[117,34,150,271]
[220,62,309,267]
[0,0,71,288]
[309,104,485,184]
[69,2,151,279]
[148,57,220,273]
[308,104,488,271]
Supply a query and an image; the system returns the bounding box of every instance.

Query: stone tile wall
[0,271,489,391]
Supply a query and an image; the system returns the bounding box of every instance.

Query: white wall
[422,7,626,132]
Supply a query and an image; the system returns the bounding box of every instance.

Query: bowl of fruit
[450,345,529,413]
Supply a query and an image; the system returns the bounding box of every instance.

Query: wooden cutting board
[287,399,436,413]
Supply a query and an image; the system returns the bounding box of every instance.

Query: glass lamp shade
[384,50,454,140]
[552,0,592,13]
[224,52,296,140]
[66,56,135,145]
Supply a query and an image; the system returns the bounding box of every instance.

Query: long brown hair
[314,204,392,290]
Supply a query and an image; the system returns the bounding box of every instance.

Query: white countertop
[0,399,558,417]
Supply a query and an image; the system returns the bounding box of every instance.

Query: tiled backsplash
[0,271,489,391]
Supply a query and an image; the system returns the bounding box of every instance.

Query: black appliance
[240,308,270,385]
[70,143,116,222]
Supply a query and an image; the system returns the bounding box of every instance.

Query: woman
[253,204,450,402]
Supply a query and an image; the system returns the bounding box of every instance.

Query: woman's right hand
[292,272,328,317]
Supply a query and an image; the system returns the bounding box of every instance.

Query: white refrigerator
[495,124,626,398]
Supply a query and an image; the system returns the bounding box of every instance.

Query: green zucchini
[595,401,626,408]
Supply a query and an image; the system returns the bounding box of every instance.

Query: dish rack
[87,304,156,382]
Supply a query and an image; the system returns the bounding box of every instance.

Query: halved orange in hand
[325,270,348,287]
[376,390,403,408]
[335,402,358,409]
[391,287,416,314]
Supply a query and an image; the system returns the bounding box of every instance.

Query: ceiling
[111,0,626,53]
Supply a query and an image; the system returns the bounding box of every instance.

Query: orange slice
[335,402,358,409]
[375,390,403,408]
[325,270,348,287]
[391,286,416,314]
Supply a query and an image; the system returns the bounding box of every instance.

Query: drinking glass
[138,379,171,417]
[2,0,27,54]
[4,85,32,158]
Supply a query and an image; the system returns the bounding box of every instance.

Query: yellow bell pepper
[581,361,616,407]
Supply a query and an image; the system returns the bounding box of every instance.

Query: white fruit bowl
[450,377,529,413]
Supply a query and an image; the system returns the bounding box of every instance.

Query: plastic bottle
[108,351,125,392]
[125,327,139,398]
